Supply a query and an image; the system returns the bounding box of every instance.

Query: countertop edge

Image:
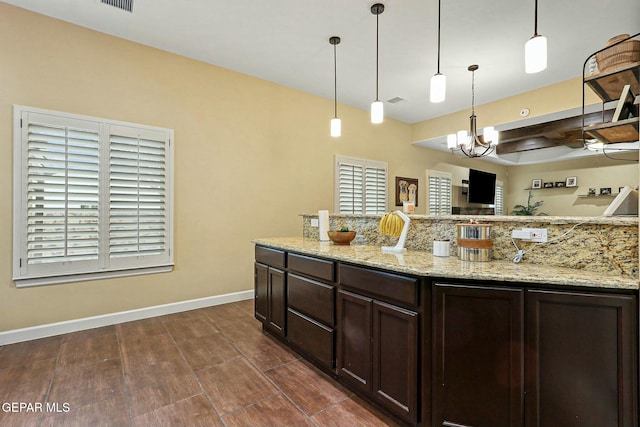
[253,237,639,291]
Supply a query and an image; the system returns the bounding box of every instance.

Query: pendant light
[330,36,341,137]
[525,0,547,73]
[371,3,385,124]
[429,0,446,103]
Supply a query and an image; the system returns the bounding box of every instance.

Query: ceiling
[3,0,639,125]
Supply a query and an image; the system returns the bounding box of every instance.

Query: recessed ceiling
[2,0,639,124]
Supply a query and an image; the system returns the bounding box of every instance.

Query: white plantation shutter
[108,126,169,264]
[14,106,173,287]
[338,163,364,213]
[426,170,452,215]
[335,156,387,214]
[364,167,386,214]
[494,181,504,215]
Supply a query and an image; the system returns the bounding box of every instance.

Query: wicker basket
[595,34,640,74]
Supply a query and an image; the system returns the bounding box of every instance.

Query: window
[335,155,387,214]
[426,170,452,215]
[13,106,174,287]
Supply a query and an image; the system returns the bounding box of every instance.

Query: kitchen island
[253,237,638,427]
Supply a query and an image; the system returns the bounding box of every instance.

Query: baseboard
[0,290,254,345]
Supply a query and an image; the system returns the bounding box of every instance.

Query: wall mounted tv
[467,168,496,204]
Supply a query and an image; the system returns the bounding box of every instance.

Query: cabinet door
[337,289,373,394]
[526,290,637,427]
[372,300,418,424]
[254,263,268,323]
[267,268,286,336]
[433,283,524,427]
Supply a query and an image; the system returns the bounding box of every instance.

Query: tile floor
[0,300,399,427]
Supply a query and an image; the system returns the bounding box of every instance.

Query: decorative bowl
[327,231,356,245]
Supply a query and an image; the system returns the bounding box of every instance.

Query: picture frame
[555,181,566,188]
[395,176,418,207]
[565,176,577,187]
[600,187,612,195]
[543,182,554,188]
[531,179,542,189]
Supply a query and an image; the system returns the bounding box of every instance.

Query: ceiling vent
[101,0,133,13]
[387,97,406,104]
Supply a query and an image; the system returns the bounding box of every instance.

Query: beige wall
[0,3,473,331]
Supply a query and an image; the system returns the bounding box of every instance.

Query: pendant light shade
[525,0,547,73]
[430,73,446,103]
[329,36,341,137]
[371,101,384,124]
[430,0,446,103]
[371,3,385,124]
[525,34,547,73]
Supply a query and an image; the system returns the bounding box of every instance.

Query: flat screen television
[467,168,496,204]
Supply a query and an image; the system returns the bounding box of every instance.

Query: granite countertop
[253,237,639,291]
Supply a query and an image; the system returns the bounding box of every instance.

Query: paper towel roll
[318,210,330,241]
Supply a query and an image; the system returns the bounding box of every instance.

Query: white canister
[433,240,450,257]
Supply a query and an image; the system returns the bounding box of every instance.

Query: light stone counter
[254,237,639,291]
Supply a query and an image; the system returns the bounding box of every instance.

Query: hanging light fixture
[429,0,446,103]
[447,65,499,158]
[330,36,341,137]
[371,3,384,124]
[525,0,547,73]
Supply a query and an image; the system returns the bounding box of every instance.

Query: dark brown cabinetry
[253,244,638,427]
[433,282,638,427]
[254,246,287,336]
[337,264,419,425]
[525,289,637,427]
[433,283,524,427]
[286,253,336,369]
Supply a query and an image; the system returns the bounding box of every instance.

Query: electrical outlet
[523,228,547,243]
[311,218,319,227]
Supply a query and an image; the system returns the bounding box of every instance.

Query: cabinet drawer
[339,264,419,307]
[255,246,286,269]
[288,273,335,326]
[287,309,334,368]
[288,253,335,282]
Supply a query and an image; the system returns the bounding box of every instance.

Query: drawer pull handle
[443,422,473,427]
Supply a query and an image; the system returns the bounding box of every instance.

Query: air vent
[101,0,133,13]
[387,97,406,104]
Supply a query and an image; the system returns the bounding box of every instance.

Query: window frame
[425,169,453,215]
[13,105,174,287]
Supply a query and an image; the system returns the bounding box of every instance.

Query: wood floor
[0,300,398,427]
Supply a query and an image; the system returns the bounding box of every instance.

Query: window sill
[13,264,174,288]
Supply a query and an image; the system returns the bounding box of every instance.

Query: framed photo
[531,179,542,189]
[555,181,565,188]
[600,187,612,195]
[566,176,577,187]
[543,182,554,188]
[395,176,418,206]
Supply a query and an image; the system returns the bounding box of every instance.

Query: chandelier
[447,65,499,158]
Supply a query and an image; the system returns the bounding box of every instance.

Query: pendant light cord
[375,12,380,101]
[333,43,338,118]
[471,69,475,116]
[533,0,539,36]
[436,0,441,74]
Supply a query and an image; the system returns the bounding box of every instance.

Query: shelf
[584,117,639,144]
[585,61,640,102]
[578,193,617,198]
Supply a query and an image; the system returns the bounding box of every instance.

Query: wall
[0,3,425,332]
[506,156,638,216]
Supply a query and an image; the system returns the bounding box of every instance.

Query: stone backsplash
[301,213,639,278]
